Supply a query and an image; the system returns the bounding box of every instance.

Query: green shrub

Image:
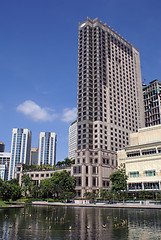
[46,198,54,202]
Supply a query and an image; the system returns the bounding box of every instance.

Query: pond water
[0,205,161,240]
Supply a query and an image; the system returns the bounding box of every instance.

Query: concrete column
[82,165,86,188]
[89,165,92,189]
[81,188,85,198]
[98,166,102,188]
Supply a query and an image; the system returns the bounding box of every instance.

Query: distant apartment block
[143,79,161,127]
[8,128,32,180]
[68,120,77,159]
[30,147,38,165]
[0,152,11,180]
[0,142,5,152]
[118,125,161,192]
[38,132,57,166]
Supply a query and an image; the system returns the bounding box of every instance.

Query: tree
[55,158,74,168]
[84,192,98,203]
[10,184,22,201]
[110,166,128,193]
[100,189,114,202]
[0,179,21,201]
[64,158,74,167]
[0,181,12,201]
[51,170,75,199]
[21,174,33,196]
[40,179,53,198]
[31,184,40,198]
[40,170,76,201]
[56,161,63,168]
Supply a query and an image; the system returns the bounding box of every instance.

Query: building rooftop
[79,17,137,51]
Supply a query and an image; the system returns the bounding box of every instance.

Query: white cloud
[17,100,58,122]
[62,108,77,123]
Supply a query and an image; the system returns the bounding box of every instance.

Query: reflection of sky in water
[0,207,161,240]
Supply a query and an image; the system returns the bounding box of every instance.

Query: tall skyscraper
[71,18,145,197]
[38,132,57,166]
[143,79,161,127]
[68,120,77,159]
[30,147,38,165]
[8,128,32,180]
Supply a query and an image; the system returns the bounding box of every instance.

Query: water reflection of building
[127,210,161,239]
[118,124,161,192]
[1,206,161,239]
[68,207,113,240]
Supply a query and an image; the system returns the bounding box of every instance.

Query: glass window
[130,172,139,178]
[145,170,156,177]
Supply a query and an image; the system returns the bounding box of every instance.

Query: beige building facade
[118,125,161,191]
[73,17,145,198]
[15,163,71,186]
[68,121,77,160]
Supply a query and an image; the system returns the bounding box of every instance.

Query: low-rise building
[117,125,161,192]
[15,164,71,186]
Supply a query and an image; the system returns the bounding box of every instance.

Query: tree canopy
[0,179,21,201]
[21,174,33,196]
[109,166,128,193]
[40,170,76,201]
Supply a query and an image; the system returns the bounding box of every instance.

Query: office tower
[72,18,145,197]
[8,128,32,180]
[38,132,57,166]
[143,79,161,127]
[30,147,38,165]
[0,152,11,180]
[0,142,5,152]
[68,120,77,159]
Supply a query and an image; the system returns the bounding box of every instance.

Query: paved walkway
[0,205,24,209]
[32,201,161,209]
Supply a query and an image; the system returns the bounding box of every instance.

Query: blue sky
[0,0,161,162]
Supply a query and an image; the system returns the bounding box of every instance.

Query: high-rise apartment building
[71,18,145,197]
[143,79,161,127]
[38,132,57,166]
[0,152,11,180]
[68,120,77,159]
[30,147,38,165]
[8,128,32,180]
